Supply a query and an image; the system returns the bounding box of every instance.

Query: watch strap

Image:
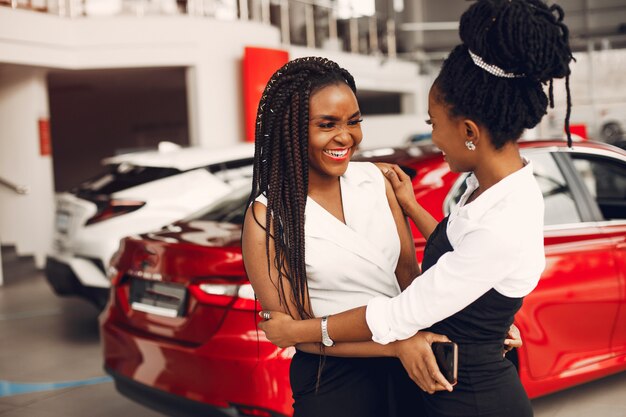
[321,315,335,347]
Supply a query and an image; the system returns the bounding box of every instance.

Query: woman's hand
[376,163,417,214]
[504,323,522,355]
[376,163,437,240]
[394,331,454,394]
[257,311,300,348]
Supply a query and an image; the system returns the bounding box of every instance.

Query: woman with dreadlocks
[258,0,574,416]
[241,56,439,416]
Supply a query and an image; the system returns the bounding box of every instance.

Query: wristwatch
[321,315,335,347]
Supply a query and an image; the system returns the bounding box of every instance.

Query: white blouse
[256,162,402,317]
[366,159,546,345]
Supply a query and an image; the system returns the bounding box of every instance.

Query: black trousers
[422,344,533,417]
[290,346,532,417]
[290,350,424,417]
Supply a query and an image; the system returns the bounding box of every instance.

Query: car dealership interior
[1,0,626,416]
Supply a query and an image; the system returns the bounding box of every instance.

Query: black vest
[421,217,523,346]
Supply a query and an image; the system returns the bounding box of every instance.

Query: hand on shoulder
[375,163,417,214]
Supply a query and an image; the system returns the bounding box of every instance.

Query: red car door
[567,151,626,358]
[516,150,621,385]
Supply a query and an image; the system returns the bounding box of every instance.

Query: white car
[45,143,255,309]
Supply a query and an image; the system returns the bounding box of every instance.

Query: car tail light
[85,199,145,225]
[189,278,260,311]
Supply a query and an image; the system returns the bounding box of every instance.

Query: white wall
[0,66,54,267]
[536,49,626,140]
[0,8,281,266]
[549,49,626,108]
[0,7,281,147]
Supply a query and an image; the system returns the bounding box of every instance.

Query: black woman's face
[427,85,474,173]
[308,83,363,180]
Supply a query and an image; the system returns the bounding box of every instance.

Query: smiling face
[428,85,477,173]
[307,82,363,182]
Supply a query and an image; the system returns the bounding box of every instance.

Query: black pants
[290,347,532,417]
[290,350,424,417]
[422,344,533,417]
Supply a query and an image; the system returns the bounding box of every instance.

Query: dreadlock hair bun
[248,57,356,320]
[461,0,572,82]
[435,0,574,148]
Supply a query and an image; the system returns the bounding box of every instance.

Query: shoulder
[253,193,268,207]
[345,161,385,185]
[513,160,545,213]
[352,160,382,175]
[243,196,269,237]
[502,173,544,229]
[348,162,398,200]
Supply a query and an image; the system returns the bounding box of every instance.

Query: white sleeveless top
[255,162,402,317]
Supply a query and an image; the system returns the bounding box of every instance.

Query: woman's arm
[259,226,520,346]
[383,174,420,290]
[378,164,438,240]
[259,306,370,345]
[296,341,396,358]
[242,202,309,318]
[262,315,453,393]
[297,336,453,394]
[260,310,518,393]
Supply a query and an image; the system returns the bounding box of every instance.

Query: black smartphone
[431,341,458,386]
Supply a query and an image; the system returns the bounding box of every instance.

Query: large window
[357,90,407,115]
[529,152,581,226]
[570,154,626,220]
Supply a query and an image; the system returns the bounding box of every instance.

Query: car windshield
[188,185,252,225]
[74,157,254,198]
[74,163,181,196]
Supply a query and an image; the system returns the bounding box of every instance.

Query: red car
[100,140,626,417]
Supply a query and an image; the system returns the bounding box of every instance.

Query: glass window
[446,178,466,214]
[75,164,180,197]
[446,152,581,226]
[528,152,581,226]
[188,185,251,225]
[570,154,626,220]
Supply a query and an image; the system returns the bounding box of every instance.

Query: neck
[308,171,341,196]
[472,142,524,191]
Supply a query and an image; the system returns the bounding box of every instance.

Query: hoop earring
[465,141,476,151]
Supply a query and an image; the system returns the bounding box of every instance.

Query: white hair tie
[468,49,525,79]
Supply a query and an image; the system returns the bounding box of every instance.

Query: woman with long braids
[258,1,574,416]
[241,56,436,416]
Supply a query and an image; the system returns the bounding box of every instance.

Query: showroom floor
[1,249,626,417]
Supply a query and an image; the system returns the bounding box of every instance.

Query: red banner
[242,47,289,142]
[38,118,52,156]
[569,124,588,141]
